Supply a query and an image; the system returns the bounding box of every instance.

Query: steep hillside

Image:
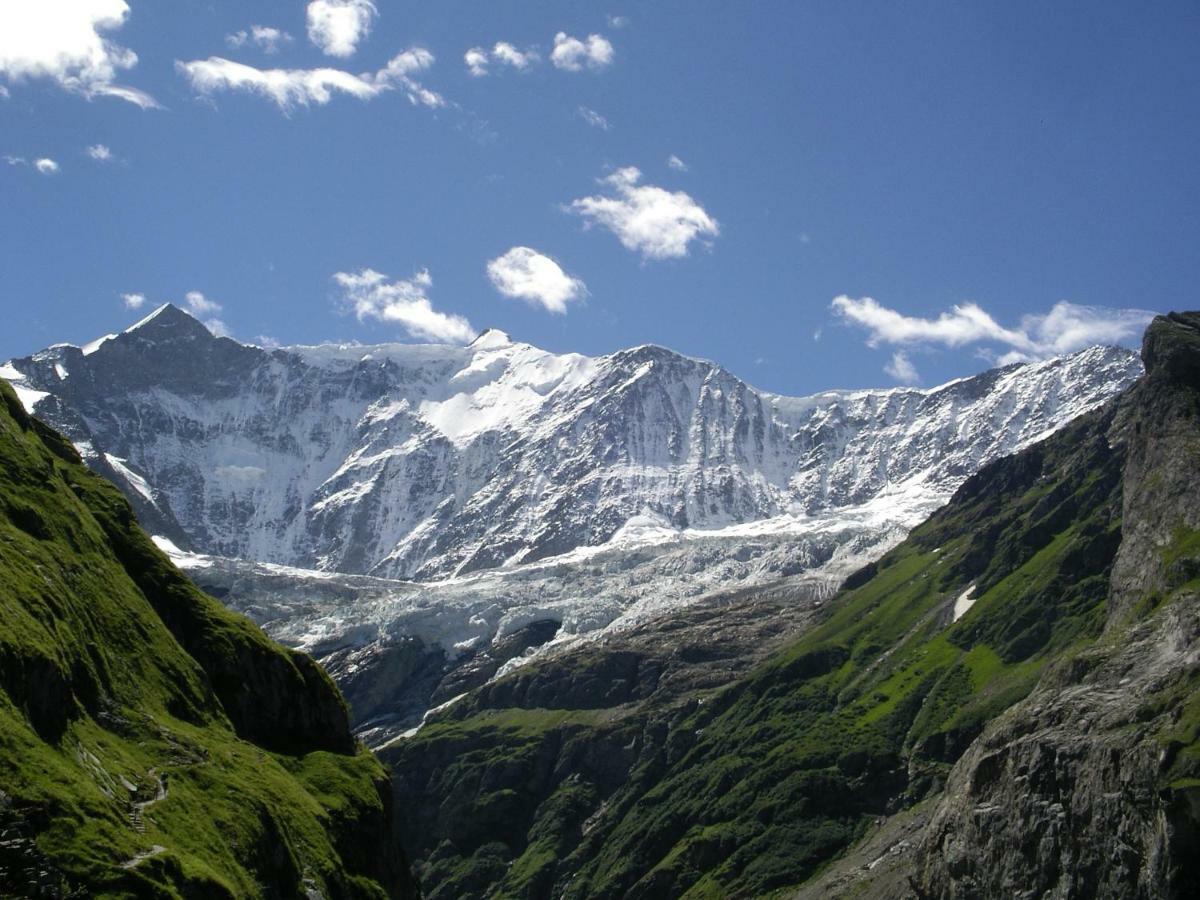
[0,381,417,898]
[3,305,1138,580]
[384,312,1200,898]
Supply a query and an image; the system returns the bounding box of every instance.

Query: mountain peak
[469,328,513,350]
[121,302,217,344]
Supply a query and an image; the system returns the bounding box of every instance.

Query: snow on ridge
[8,308,1143,583]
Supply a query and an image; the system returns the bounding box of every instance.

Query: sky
[2,1,1198,395]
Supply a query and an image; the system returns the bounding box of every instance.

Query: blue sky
[2,1,1197,394]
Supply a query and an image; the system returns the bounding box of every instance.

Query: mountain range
[1,306,1144,745]
[1,307,1198,897]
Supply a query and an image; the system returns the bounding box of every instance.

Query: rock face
[379,312,1200,899]
[3,304,1141,581]
[914,311,1200,899]
[0,381,418,899]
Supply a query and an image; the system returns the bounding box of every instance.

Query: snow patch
[953,583,977,622]
[104,454,156,504]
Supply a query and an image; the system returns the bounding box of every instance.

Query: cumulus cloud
[831,296,1156,363]
[492,42,537,70]
[86,143,112,161]
[884,351,920,384]
[487,247,586,314]
[226,25,293,55]
[34,158,59,174]
[464,42,539,76]
[0,0,157,108]
[667,154,688,172]
[121,291,145,309]
[306,0,376,58]
[464,46,489,77]
[577,106,609,130]
[568,166,719,260]
[551,32,614,72]
[176,48,442,112]
[334,268,475,343]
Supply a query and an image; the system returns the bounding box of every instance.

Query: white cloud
[492,42,537,71]
[607,15,630,29]
[86,143,112,161]
[0,85,9,99]
[551,32,614,72]
[183,291,228,336]
[306,0,376,58]
[0,0,157,108]
[464,47,489,77]
[4,156,24,166]
[226,26,293,55]
[334,268,475,343]
[121,292,145,309]
[577,106,609,130]
[487,247,586,314]
[832,296,1156,362]
[568,166,719,260]
[34,158,59,174]
[667,154,688,172]
[185,290,222,316]
[464,42,539,77]
[884,351,920,384]
[176,48,442,112]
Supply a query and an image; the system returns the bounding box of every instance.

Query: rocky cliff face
[912,311,1200,899]
[380,312,1200,899]
[3,304,1141,581]
[0,381,417,899]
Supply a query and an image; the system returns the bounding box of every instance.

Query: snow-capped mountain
[2,303,1141,582]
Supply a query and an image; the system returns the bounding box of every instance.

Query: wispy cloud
[551,32,614,72]
[487,247,586,314]
[87,143,113,162]
[667,154,688,172]
[577,106,609,130]
[568,166,719,260]
[832,296,1156,364]
[306,0,376,58]
[464,41,539,77]
[0,0,158,108]
[334,268,475,343]
[184,291,229,336]
[176,48,442,112]
[884,351,920,384]
[607,15,630,29]
[185,290,221,316]
[121,292,145,310]
[226,26,293,55]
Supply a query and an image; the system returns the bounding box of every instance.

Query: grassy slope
[562,409,1127,899]
[0,381,411,899]
[395,397,1139,898]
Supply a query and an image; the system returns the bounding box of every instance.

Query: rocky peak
[1142,310,1200,385]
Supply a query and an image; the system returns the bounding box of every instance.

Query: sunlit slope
[0,381,416,898]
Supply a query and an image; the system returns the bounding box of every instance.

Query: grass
[0,381,407,899]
